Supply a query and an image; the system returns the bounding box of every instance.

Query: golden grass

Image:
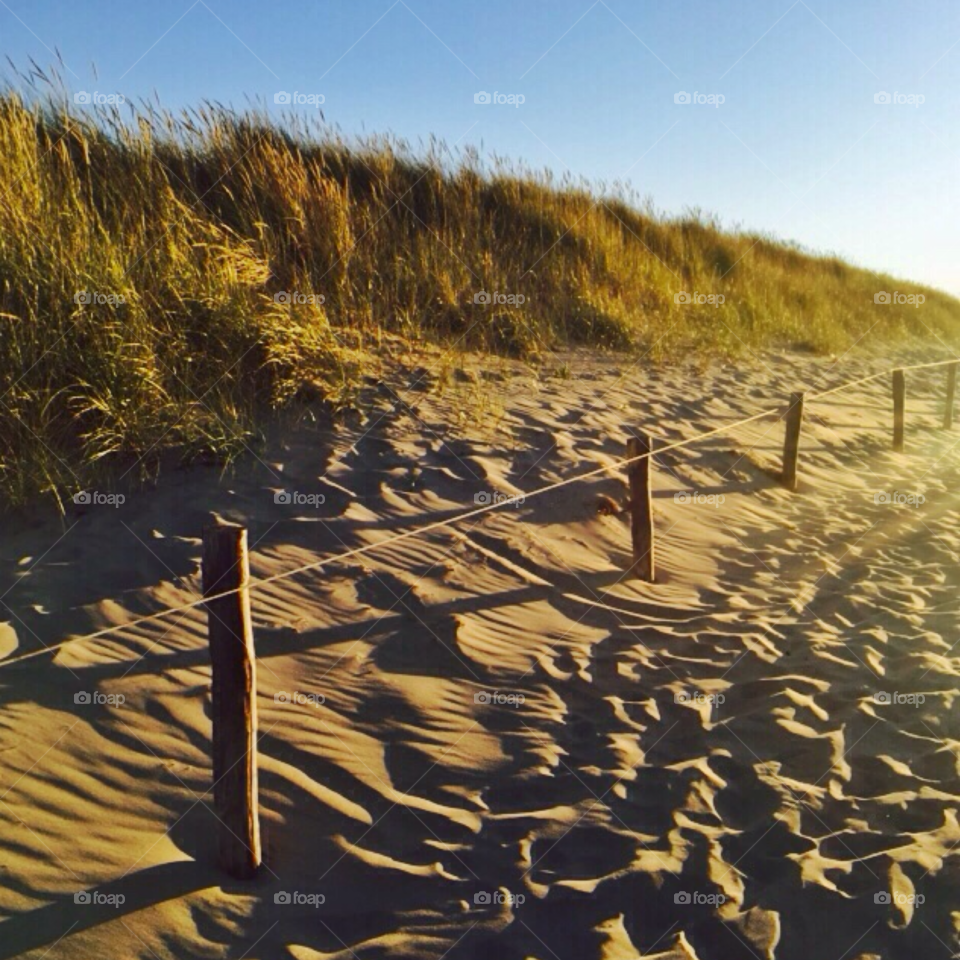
[0,84,956,506]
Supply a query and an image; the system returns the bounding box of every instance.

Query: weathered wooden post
[944,363,957,429]
[202,522,261,879]
[627,433,654,581]
[893,369,905,452]
[781,392,804,491]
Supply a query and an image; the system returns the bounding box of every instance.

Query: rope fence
[2,355,957,671]
[3,352,959,877]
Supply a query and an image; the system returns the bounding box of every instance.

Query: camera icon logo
[74,891,92,904]
[474,691,491,704]
[674,491,692,503]
[274,891,292,904]
[74,92,91,105]
[876,691,892,704]
[874,491,890,504]
[674,91,691,104]
[674,891,691,904]
[674,291,691,304]
[274,490,292,504]
[274,92,291,104]
[474,891,492,904]
[74,290,92,304]
[274,291,291,304]
[474,290,491,304]
[73,491,92,505]
[474,492,491,505]
[274,691,291,703]
[874,291,891,304]
[74,692,92,704]
[674,691,690,703]
[874,92,891,104]
[874,891,891,904]
[474,92,492,104]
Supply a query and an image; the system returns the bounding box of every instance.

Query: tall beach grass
[0,81,957,506]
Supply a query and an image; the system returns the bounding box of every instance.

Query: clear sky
[4,1,959,293]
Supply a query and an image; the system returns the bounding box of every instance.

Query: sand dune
[2,346,960,959]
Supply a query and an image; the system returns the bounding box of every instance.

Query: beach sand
[1,345,960,959]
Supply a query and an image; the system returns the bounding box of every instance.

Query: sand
[2,344,960,959]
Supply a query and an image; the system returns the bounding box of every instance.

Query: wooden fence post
[893,369,905,452]
[627,433,654,581]
[202,523,261,879]
[945,363,957,429]
[781,392,804,491]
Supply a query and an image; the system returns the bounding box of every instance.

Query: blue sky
[4,0,960,292]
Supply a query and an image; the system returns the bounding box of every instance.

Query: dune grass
[0,83,957,507]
